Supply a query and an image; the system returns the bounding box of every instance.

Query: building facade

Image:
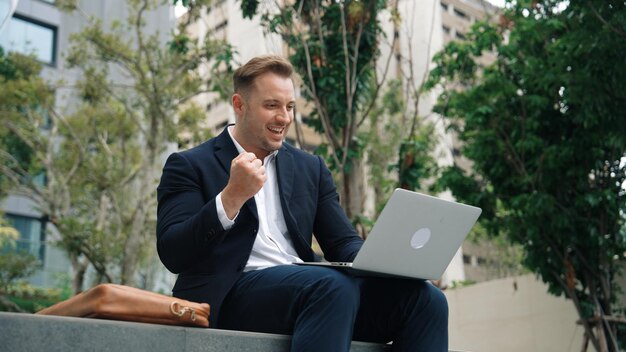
[0,0,175,290]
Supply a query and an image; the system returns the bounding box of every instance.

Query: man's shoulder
[179,138,217,156]
[163,136,224,173]
[281,142,325,169]
[281,142,318,160]
[177,130,230,159]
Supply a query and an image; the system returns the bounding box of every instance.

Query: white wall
[445,274,585,352]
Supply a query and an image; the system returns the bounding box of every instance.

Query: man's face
[232,72,295,159]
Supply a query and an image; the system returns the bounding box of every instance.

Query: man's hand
[221,152,266,219]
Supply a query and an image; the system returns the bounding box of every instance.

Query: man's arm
[156,151,267,273]
[312,156,363,262]
[156,152,227,273]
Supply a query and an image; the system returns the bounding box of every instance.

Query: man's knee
[417,281,448,317]
[429,282,448,312]
[304,269,360,307]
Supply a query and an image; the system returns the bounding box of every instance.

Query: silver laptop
[295,188,482,280]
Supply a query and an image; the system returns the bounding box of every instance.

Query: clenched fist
[221,152,267,219]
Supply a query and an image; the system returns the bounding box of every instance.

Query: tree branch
[338,1,354,170]
[287,1,342,167]
[551,269,601,352]
[357,0,399,129]
[586,0,626,38]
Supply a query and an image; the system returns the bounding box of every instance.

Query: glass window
[441,2,449,12]
[5,213,46,262]
[0,2,12,27]
[0,14,57,65]
[214,20,228,32]
[454,8,468,20]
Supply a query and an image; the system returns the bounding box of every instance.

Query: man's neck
[228,125,271,160]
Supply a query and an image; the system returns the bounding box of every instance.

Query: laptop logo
[410,228,431,249]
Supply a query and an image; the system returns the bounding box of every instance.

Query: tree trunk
[120,164,155,286]
[71,256,88,294]
[120,205,145,286]
[339,157,368,229]
[596,321,608,352]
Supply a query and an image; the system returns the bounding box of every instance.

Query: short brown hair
[233,55,293,96]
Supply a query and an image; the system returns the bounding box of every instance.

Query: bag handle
[170,301,197,322]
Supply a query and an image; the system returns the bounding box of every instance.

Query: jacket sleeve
[156,152,230,273]
[312,156,363,262]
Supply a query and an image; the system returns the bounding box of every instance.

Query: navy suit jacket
[156,127,363,326]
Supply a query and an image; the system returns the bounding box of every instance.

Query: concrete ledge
[0,312,390,351]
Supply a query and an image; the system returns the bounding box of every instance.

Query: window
[456,31,466,40]
[0,14,57,65]
[214,20,228,32]
[441,2,449,12]
[442,25,450,35]
[5,213,46,262]
[454,8,468,20]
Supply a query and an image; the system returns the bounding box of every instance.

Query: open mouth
[267,126,285,136]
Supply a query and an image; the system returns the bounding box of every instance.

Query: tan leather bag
[36,283,210,328]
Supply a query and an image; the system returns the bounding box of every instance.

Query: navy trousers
[217,265,448,352]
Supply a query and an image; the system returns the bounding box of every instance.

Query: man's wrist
[216,192,238,229]
[220,187,245,220]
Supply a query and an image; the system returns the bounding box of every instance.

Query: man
[156,55,448,351]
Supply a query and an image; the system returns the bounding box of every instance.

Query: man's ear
[232,93,245,115]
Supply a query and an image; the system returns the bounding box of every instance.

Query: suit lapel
[276,147,294,204]
[214,128,237,175]
[276,147,315,261]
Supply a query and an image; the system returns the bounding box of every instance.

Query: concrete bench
[1,312,466,351]
[0,312,390,351]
